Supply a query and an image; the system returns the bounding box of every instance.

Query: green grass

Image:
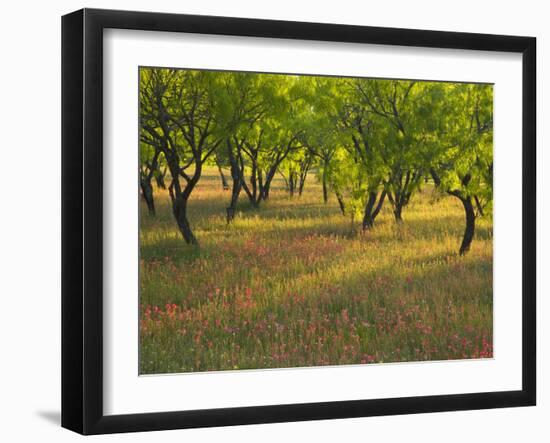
[139,168,493,374]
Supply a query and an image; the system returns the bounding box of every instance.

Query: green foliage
[429,83,493,215]
[139,67,493,244]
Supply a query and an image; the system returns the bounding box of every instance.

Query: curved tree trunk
[172,196,197,245]
[262,169,275,201]
[166,156,201,245]
[140,179,155,216]
[335,192,346,215]
[362,191,386,230]
[459,196,476,255]
[362,193,376,230]
[430,169,477,255]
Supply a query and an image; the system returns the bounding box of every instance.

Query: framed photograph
[61,8,536,435]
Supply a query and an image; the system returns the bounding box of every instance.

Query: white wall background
[0,0,546,441]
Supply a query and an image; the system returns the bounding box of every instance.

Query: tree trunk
[459,196,476,255]
[172,196,197,245]
[166,154,200,245]
[140,179,155,216]
[393,204,403,223]
[226,163,242,223]
[387,190,404,223]
[362,192,377,230]
[250,165,258,203]
[154,167,167,190]
[217,164,229,190]
[288,172,296,197]
[431,168,477,256]
[335,192,346,215]
[372,190,386,220]
[474,195,484,216]
[298,168,308,196]
[262,170,273,201]
[322,170,328,204]
[298,177,306,196]
[362,191,386,230]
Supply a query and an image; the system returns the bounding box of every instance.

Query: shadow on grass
[140,211,492,261]
[284,251,493,311]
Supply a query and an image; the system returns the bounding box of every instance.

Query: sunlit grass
[139,168,493,374]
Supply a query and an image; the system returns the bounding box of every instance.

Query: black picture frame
[61,8,536,435]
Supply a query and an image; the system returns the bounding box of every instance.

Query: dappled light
[140,169,492,373]
[139,68,492,374]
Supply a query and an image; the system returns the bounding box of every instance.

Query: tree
[429,83,493,255]
[278,146,313,197]
[330,79,389,229]
[139,140,161,215]
[302,113,339,204]
[139,68,225,244]
[354,79,435,223]
[219,72,272,222]
[222,74,305,219]
[299,77,341,204]
[139,68,493,253]
[323,144,371,229]
[311,142,338,204]
[239,120,303,206]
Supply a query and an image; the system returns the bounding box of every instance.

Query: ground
[139,168,493,374]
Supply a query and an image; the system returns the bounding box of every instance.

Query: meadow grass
[139,168,493,374]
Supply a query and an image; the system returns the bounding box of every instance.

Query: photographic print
[138,67,493,375]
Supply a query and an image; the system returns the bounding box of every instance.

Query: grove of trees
[139,68,493,255]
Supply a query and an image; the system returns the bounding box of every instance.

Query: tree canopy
[139,67,493,254]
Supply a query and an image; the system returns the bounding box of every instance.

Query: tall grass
[139,168,492,374]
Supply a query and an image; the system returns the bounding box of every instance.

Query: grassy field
[139,168,493,374]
